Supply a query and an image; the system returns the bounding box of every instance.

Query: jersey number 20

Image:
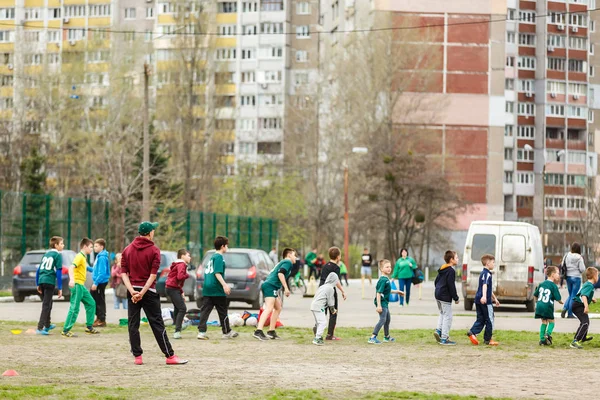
[39,256,54,271]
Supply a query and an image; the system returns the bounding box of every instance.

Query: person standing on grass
[197,236,238,340]
[467,254,500,346]
[534,266,563,346]
[35,236,64,335]
[570,267,598,349]
[111,253,127,310]
[62,238,99,337]
[166,249,191,340]
[339,260,349,287]
[253,248,296,341]
[121,221,187,365]
[306,248,318,279]
[316,247,347,341]
[368,259,404,344]
[310,272,339,346]
[433,250,460,346]
[392,248,418,307]
[561,242,586,319]
[91,238,110,328]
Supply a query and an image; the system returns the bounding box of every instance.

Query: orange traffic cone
[2,370,19,376]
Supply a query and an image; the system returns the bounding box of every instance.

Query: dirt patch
[0,327,592,399]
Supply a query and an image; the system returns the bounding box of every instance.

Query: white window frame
[517,149,534,162]
[546,104,565,116]
[517,102,535,116]
[518,33,536,47]
[518,10,536,24]
[517,125,535,139]
[296,25,310,38]
[517,56,536,70]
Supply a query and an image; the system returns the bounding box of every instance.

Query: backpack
[559,254,568,279]
[411,268,424,285]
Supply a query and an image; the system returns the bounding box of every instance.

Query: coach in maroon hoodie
[121,221,187,365]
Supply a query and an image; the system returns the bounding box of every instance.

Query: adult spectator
[561,242,586,319]
[121,221,188,365]
[269,247,278,264]
[361,248,374,286]
[392,248,418,307]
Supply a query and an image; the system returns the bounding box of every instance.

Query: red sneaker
[134,356,143,365]
[166,355,188,365]
[468,333,479,346]
[325,336,341,341]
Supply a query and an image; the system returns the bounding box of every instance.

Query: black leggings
[166,287,187,332]
[573,301,590,342]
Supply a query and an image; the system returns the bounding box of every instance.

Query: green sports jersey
[534,279,561,317]
[203,253,226,297]
[574,281,595,304]
[374,276,392,309]
[264,259,293,289]
[305,252,317,267]
[37,249,62,287]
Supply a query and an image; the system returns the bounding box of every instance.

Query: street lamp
[344,147,369,270]
[524,144,564,254]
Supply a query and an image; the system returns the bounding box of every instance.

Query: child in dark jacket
[166,249,191,339]
[433,250,460,345]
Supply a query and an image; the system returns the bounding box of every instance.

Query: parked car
[195,248,274,309]
[12,249,93,302]
[461,221,544,311]
[155,251,197,302]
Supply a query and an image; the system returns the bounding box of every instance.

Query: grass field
[0,291,11,297]
[1,320,597,399]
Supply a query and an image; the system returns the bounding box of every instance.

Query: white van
[461,221,544,311]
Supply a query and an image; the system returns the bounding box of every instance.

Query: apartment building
[319,0,507,254]
[503,0,598,261]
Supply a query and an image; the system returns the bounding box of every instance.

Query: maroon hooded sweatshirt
[121,236,161,289]
[165,261,189,292]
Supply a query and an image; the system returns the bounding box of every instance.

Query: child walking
[62,238,99,337]
[433,250,460,345]
[368,259,403,344]
[310,273,339,346]
[197,236,238,340]
[91,239,110,328]
[166,249,191,339]
[570,267,599,349]
[36,236,64,335]
[467,254,500,346]
[534,266,563,346]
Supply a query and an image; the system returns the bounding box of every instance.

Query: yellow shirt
[72,252,88,285]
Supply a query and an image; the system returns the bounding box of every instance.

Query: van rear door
[497,225,529,299]
[465,225,500,297]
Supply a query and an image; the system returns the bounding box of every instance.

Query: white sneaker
[197,332,209,340]
[173,331,182,339]
[181,320,191,331]
[222,330,239,339]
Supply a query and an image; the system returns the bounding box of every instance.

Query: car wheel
[525,299,535,312]
[196,297,203,308]
[13,294,25,302]
[188,292,195,302]
[463,298,473,311]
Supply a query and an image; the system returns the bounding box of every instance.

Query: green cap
[138,221,159,236]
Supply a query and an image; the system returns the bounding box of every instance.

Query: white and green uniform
[534,279,561,320]
[36,249,63,289]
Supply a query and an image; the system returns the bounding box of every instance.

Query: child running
[253,248,296,341]
[166,249,191,339]
[35,236,64,335]
[197,236,238,340]
[433,250,460,345]
[310,272,339,346]
[467,254,500,346]
[62,238,99,337]
[570,267,599,349]
[368,259,403,344]
[534,266,563,346]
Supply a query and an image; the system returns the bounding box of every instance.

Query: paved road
[2,280,599,334]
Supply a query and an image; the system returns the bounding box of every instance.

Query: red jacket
[165,261,189,291]
[121,237,161,289]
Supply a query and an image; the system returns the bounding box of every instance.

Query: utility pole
[142,63,150,221]
[343,165,349,269]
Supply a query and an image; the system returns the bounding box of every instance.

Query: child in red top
[166,249,191,339]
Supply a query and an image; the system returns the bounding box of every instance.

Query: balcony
[545,127,565,148]
[566,129,587,151]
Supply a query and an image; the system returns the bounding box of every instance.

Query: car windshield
[20,253,44,266]
[203,252,252,269]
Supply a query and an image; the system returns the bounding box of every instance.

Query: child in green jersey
[36,236,65,335]
[570,267,599,349]
[368,259,403,344]
[534,266,563,346]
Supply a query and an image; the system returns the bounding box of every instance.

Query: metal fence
[0,190,278,281]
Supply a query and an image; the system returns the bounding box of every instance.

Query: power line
[0,7,596,37]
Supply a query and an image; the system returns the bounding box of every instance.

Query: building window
[260,118,282,129]
[547,35,566,48]
[517,149,534,162]
[517,126,535,139]
[295,72,309,85]
[546,104,565,116]
[67,29,86,41]
[261,0,284,12]
[260,22,284,34]
[218,2,237,13]
[506,56,515,67]
[240,95,256,106]
[518,33,536,46]
[570,13,588,27]
[504,148,513,160]
[569,83,587,95]
[547,57,566,71]
[517,102,535,116]
[545,174,564,185]
[517,56,536,70]
[264,70,282,82]
[218,25,237,36]
[124,7,136,19]
[589,109,595,123]
[257,142,282,154]
[568,106,587,119]
[567,175,586,187]
[297,2,311,14]
[568,59,586,73]
[158,2,175,14]
[506,32,515,44]
[24,54,42,65]
[49,8,61,18]
[0,75,12,86]
[504,172,513,183]
[146,7,154,18]
[259,94,283,106]
[242,2,258,12]
[258,47,283,58]
[23,31,40,42]
[518,10,536,24]
[89,5,111,17]
[545,196,564,209]
[505,101,514,113]
[216,48,236,60]
[241,71,255,83]
[547,81,566,94]
[505,125,514,137]
[507,8,516,20]
[590,66,595,77]
[24,8,42,20]
[241,48,255,59]
[243,24,257,35]
[567,198,586,210]
[0,8,14,19]
[65,6,86,17]
[296,50,308,62]
[591,20,596,32]
[569,36,587,51]
[517,172,534,184]
[518,80,535,93]
[568,151,586,164]
[550,12,566,25]
[296,25,310,38]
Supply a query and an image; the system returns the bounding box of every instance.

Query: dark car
[11,249,93,302]
[155,251,197,302]
[195,248,274,309]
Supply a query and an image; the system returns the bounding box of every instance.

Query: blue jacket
[93,250,110,285]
